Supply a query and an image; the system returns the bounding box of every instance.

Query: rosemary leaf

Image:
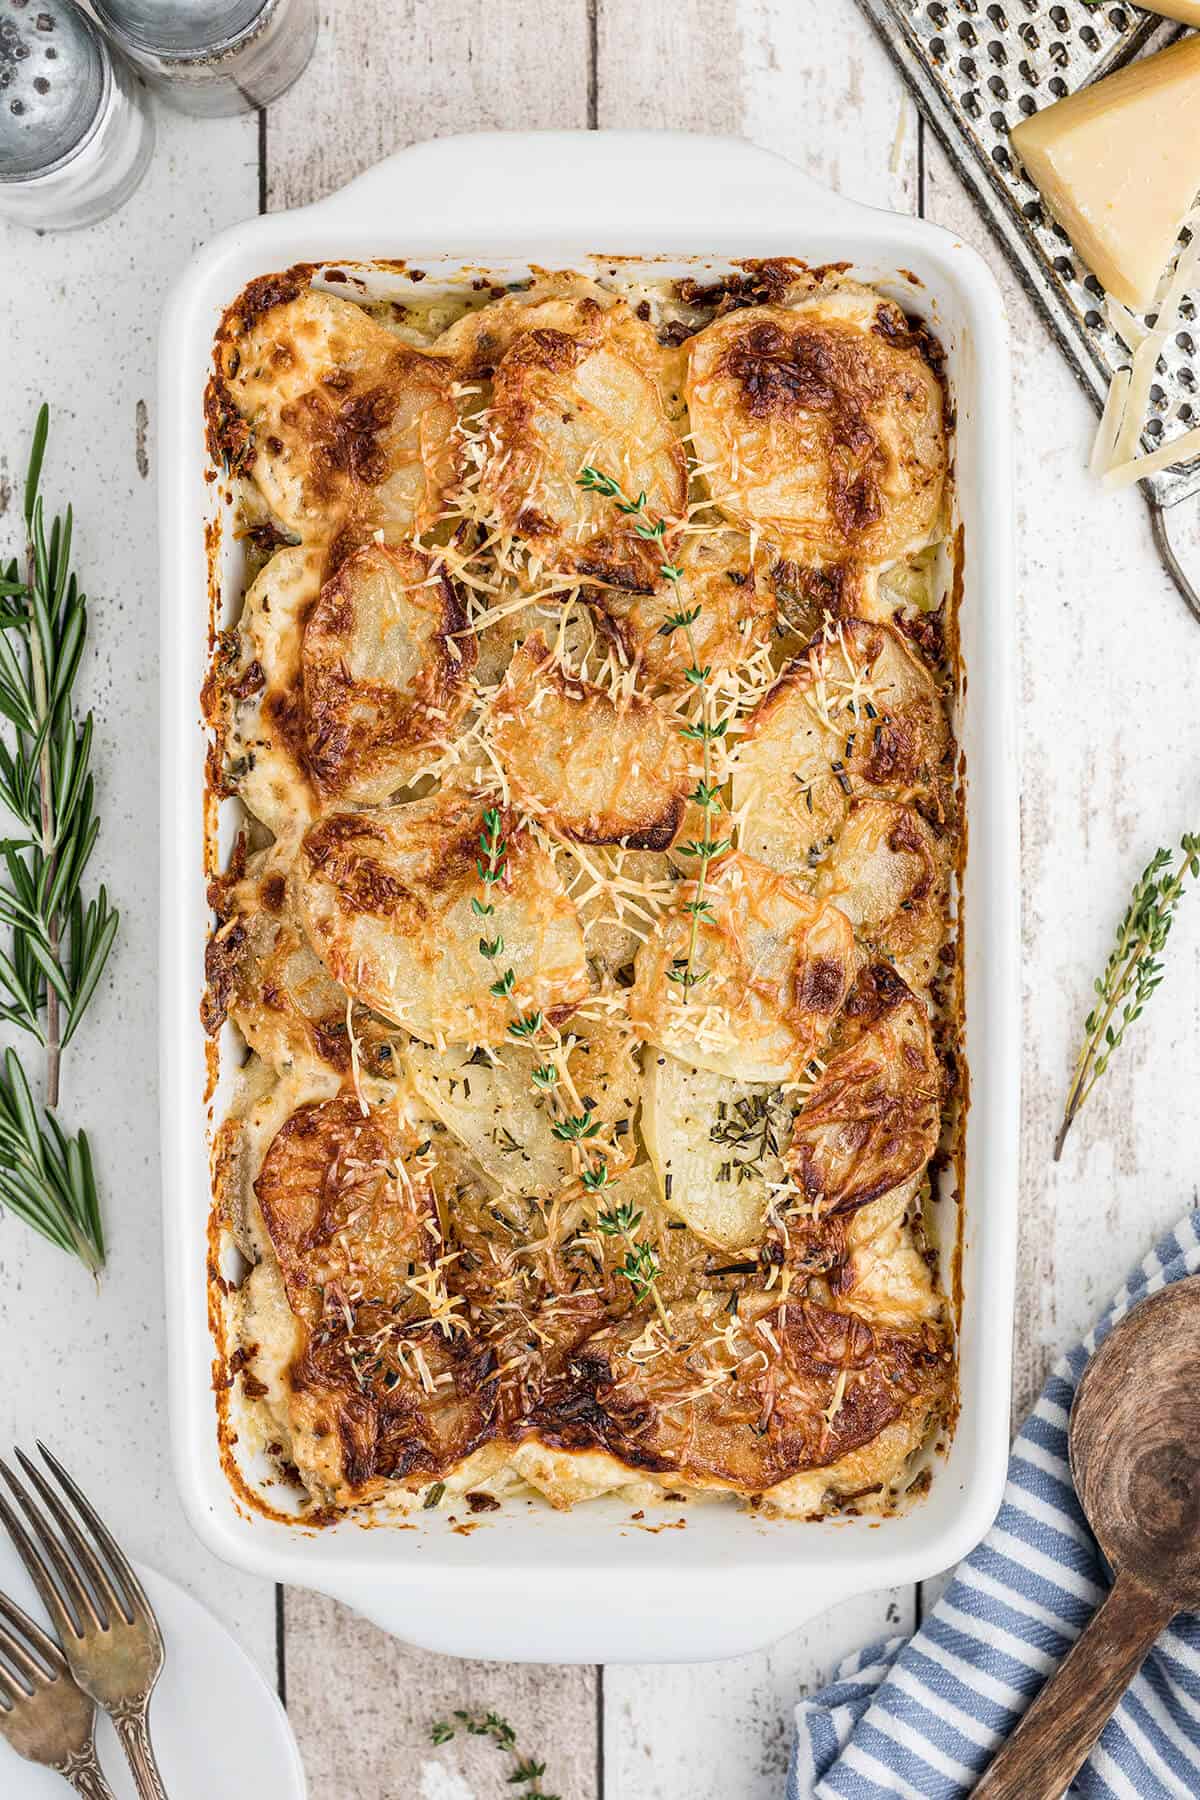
[0,407,120,1271]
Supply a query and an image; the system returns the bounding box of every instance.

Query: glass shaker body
[89,0,317,116]
[0,0,153,231]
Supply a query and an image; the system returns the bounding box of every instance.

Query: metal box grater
[854,0,1200,615]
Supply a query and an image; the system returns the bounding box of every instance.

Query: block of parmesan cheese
[1011,34,1200,310]
[1137,2,1200,22]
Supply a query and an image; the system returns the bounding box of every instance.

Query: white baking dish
[158,129,1018,1664]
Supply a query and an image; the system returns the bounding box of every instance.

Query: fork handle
[63,1747,119,1800]
[114,1703,170,1800]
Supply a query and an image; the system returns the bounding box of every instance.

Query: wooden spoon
[974,1276,1200,1798]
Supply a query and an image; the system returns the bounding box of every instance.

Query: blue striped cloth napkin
[789,1211,1200,1800]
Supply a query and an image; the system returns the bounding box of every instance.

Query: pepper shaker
[0,0,153,231]
[87,0,317,116]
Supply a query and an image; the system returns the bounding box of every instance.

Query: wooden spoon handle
[973,1571,1174,1800]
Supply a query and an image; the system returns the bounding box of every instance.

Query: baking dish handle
[293,129,878,239]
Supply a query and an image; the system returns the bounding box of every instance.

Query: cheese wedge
[1137,2,1200,22]
[1011,35,1200,309]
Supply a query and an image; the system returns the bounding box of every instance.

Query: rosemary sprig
[1054,833,1200,1161]
[429,1710,562,1800]
[577,465,728,997]
[0,1047,103,1270]
[709,1089,791,1184]
[0,407,116,1272]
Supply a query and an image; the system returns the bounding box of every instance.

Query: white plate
[0,1551,306,1799]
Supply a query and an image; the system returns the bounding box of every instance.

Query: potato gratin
[203,259,961,1522]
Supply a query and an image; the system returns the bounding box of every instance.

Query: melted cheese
[207,265,961,1524]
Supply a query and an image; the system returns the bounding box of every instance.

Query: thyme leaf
[575,464,725,999]
[428,1709,562,1798]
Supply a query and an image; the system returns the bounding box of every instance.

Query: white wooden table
[3,5,1200,1795]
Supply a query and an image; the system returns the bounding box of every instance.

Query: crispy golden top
[205,264,959,1519]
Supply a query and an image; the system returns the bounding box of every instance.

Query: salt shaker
[0,0,153,230]
[88,0,317,116]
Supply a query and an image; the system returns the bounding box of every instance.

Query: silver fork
[0,1585,116,1797]
[0,1445,169,1800]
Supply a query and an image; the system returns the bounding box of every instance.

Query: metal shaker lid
[89,0,266,57]
[0,1,106,181]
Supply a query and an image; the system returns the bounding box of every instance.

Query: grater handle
[1149,500,1200,628]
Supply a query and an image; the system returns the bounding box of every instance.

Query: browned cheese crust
[208,284,460,574]
[686,295,946,563]
[489,632,698,849]
[295,789,590,1044]
[302,541,477,802]
[204,265,961,1521]
[477,296,688,590]
[254,1092,497,1497]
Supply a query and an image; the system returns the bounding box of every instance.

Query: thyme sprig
[1054,833,1200,1161]
[0,407,118,1273]
[595,1195,669,1328]
[474,808,610,1192]
[429,1709,562,1800]
[577,465,728,997]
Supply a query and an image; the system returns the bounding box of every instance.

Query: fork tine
[0,1588,67,1675]
[35,1442,154,1631]
[0,1662,18,1707]
[0,1468,95,1638]
[0,1613,45,1692]
[15,1449,131,1629]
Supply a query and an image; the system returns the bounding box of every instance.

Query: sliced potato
[251,1084,496,1505]
[534,1283,951,1497]
[628,851,855,1082]
[813,798,950,993]
[302,541,476,802]
[643,1053,794,1251]
[296,787,589,1045]
[207,905,402,1081]
[732,618,953,876]
[490,632,696,849]
[567,845,674,978]
[255,1088,440,1311]
[589,526,776,690]
[221,544,323,836]
[685,288,946,562]
[406,1015,640,1197]
[469,590,603,692]
[481,300,687,590]
[769,554,878,647]
[435,279,614,376]
[835,1184,944,1330]
[216,288,459,555]
[788,962,941,1219]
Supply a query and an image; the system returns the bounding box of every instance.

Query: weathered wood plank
[597,9,923,1793]
[596,0,740,135]
[596,0,919,216]
[0,109,275,1678]
[921,137,1200,1426]
[604,1592,915,1800]
[266,0,593,210]
[283,1591,599,1800]
[265,13,602,1794]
